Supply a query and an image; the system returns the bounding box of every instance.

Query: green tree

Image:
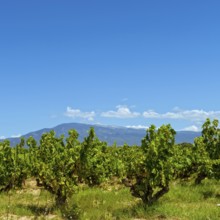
[119,144,144,179]
[79,127,113,185]
[125,124,176,205]
[194,118,220,184]
[31,130,80,207]
[13,138,29,187]
[0,140,15,191]
[0,139,28,192]
[173,143,195,180]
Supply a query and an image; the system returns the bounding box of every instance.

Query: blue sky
[1,0,220,138]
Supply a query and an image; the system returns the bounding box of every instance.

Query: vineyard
[0,118,220,219]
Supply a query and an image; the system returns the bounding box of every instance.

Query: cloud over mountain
[126,125,148,130]
[65,107,95,121]
[101,105,140,118]
[143,109,220,123]
[181,125,200,132]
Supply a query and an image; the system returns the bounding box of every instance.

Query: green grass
[0,179,220,219]
[0,179,61,219]
[75,187,138,220]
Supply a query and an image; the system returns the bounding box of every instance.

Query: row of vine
[0,118,220,207]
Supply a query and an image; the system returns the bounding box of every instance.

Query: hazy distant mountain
[1,123,201,146]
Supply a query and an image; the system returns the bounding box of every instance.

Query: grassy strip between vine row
[0,178,220,220]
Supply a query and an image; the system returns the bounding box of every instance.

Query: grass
[0,179,61,219]
[75,187,138,220]
[0,178,220,219]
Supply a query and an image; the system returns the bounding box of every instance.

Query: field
[0,178,220,220]
[1,121,220,219]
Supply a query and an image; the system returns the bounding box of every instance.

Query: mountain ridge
[0,122,201,146]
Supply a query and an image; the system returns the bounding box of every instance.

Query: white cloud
[11,134,21,138]
[126,125,148,130]
[143,110,161,118]
[143,109,220,123]
[65,106,95,121]
[0,136,5,140]
[101,105,140,118]
[181,125,200,132]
